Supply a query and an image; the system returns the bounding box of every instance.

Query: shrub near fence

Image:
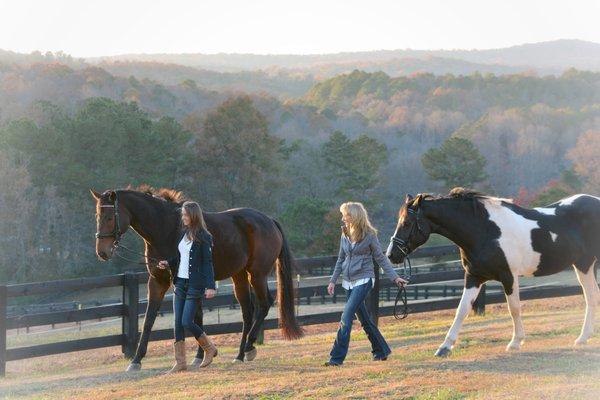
[0,245,589,377]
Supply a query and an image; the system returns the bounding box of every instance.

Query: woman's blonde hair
[339,202,377,242]
[182,201,209,241]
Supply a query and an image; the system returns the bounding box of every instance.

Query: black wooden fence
[0,245,587,376]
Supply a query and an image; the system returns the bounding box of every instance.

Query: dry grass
[1,297,599,399]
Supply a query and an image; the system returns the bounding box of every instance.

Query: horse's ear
[90,189,101,200]
[405,194,413,203]
[108,191,116,202]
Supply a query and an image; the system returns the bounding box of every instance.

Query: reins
[393,254,412,320]
[391,207,422,320]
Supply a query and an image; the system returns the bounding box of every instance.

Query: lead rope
[112,243,173,280]
[394,255,412,320]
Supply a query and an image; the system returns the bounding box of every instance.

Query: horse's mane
[125,184,188,204]
[408,187,510,217]
[447,187,486,200]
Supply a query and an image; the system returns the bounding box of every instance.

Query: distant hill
[97,61,315,98]
[88,40,600,74]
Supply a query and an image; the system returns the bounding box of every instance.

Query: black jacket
[167,229,216,290]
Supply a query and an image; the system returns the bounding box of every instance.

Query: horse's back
[204,207,283,278]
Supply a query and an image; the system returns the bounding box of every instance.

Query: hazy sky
[0,0,598,57]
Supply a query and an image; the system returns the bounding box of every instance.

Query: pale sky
[0,0,598,57]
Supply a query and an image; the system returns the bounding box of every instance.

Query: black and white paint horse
[387,188,600,357]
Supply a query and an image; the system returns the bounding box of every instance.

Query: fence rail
[0,244,586,376]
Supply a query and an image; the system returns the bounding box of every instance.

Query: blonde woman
[158,201,217,373]
[325,202,407,366]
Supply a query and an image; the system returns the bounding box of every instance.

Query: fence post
[368,260,380,326]
[122,273,139,358]
[473,283,486,315]
[0,285,6,377]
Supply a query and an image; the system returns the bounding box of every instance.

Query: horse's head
[386,194,432,264]
[90,189,132,261]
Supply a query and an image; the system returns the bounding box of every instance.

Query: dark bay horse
[91,187,303,371]
[387,188,599,357]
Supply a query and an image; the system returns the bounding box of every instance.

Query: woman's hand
[205,289,216,299]
[327,282,335,296]
[158,260,169,270]
[395,277,408,287]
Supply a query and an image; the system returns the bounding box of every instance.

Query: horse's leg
[505,275,525,351]
[191,298,205,367]
[435,275,482,357]
[232,271,254,362]
[128,275,169,371]
[244,273,275,361]
[574,258,598,345]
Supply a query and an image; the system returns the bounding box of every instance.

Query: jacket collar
[178,229,207,243]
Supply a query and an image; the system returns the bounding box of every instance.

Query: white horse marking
[549,231,558,242]
[482,199,541,277]
[558,194,599,206]
[534,207,556,216]
[438,286,482,351]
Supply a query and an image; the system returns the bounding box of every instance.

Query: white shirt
[341,241,374,289]
[177,235,193,279]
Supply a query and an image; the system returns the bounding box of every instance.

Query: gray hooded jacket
[330,231,400,284]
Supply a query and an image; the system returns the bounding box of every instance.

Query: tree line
[0,64,598,283]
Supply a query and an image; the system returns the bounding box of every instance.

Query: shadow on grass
[0,367,166,398]
[426,347,600,376]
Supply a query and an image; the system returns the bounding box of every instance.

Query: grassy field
[1,297,599,399]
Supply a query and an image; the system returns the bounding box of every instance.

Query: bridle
[95,193,122,244]
[95,192,160,266]
[390,207,426,258]
[390,206,427,320]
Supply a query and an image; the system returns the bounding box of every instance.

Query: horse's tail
[272,219,304,340]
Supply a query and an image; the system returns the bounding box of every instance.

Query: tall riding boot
[166,340,187,373]
[195,333,218,368]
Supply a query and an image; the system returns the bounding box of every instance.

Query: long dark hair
[182,201,209,241]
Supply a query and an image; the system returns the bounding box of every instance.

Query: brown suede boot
[166,340,187,373]
[195,333,218,368]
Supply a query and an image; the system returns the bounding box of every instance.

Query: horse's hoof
[190,357,202,368]
[574,337,588,346]
[434,347,451,357]
[244,348,257,361]
[126,362,142,372]
[506,344,521,351]
[232,358,244,364]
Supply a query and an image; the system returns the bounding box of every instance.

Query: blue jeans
[173,277,205,341]
[329,280,391,364]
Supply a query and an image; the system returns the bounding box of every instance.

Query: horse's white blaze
[483,199,541,276]
[534,207,556,216]
[549,231,558,242]
[385,239,394,258]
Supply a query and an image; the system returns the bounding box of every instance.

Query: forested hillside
[0,51,598,284]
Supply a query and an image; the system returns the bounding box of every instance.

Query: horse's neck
[122,192,179,253]
[423,199,485,254]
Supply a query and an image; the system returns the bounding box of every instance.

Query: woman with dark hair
[158,201,217,373]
